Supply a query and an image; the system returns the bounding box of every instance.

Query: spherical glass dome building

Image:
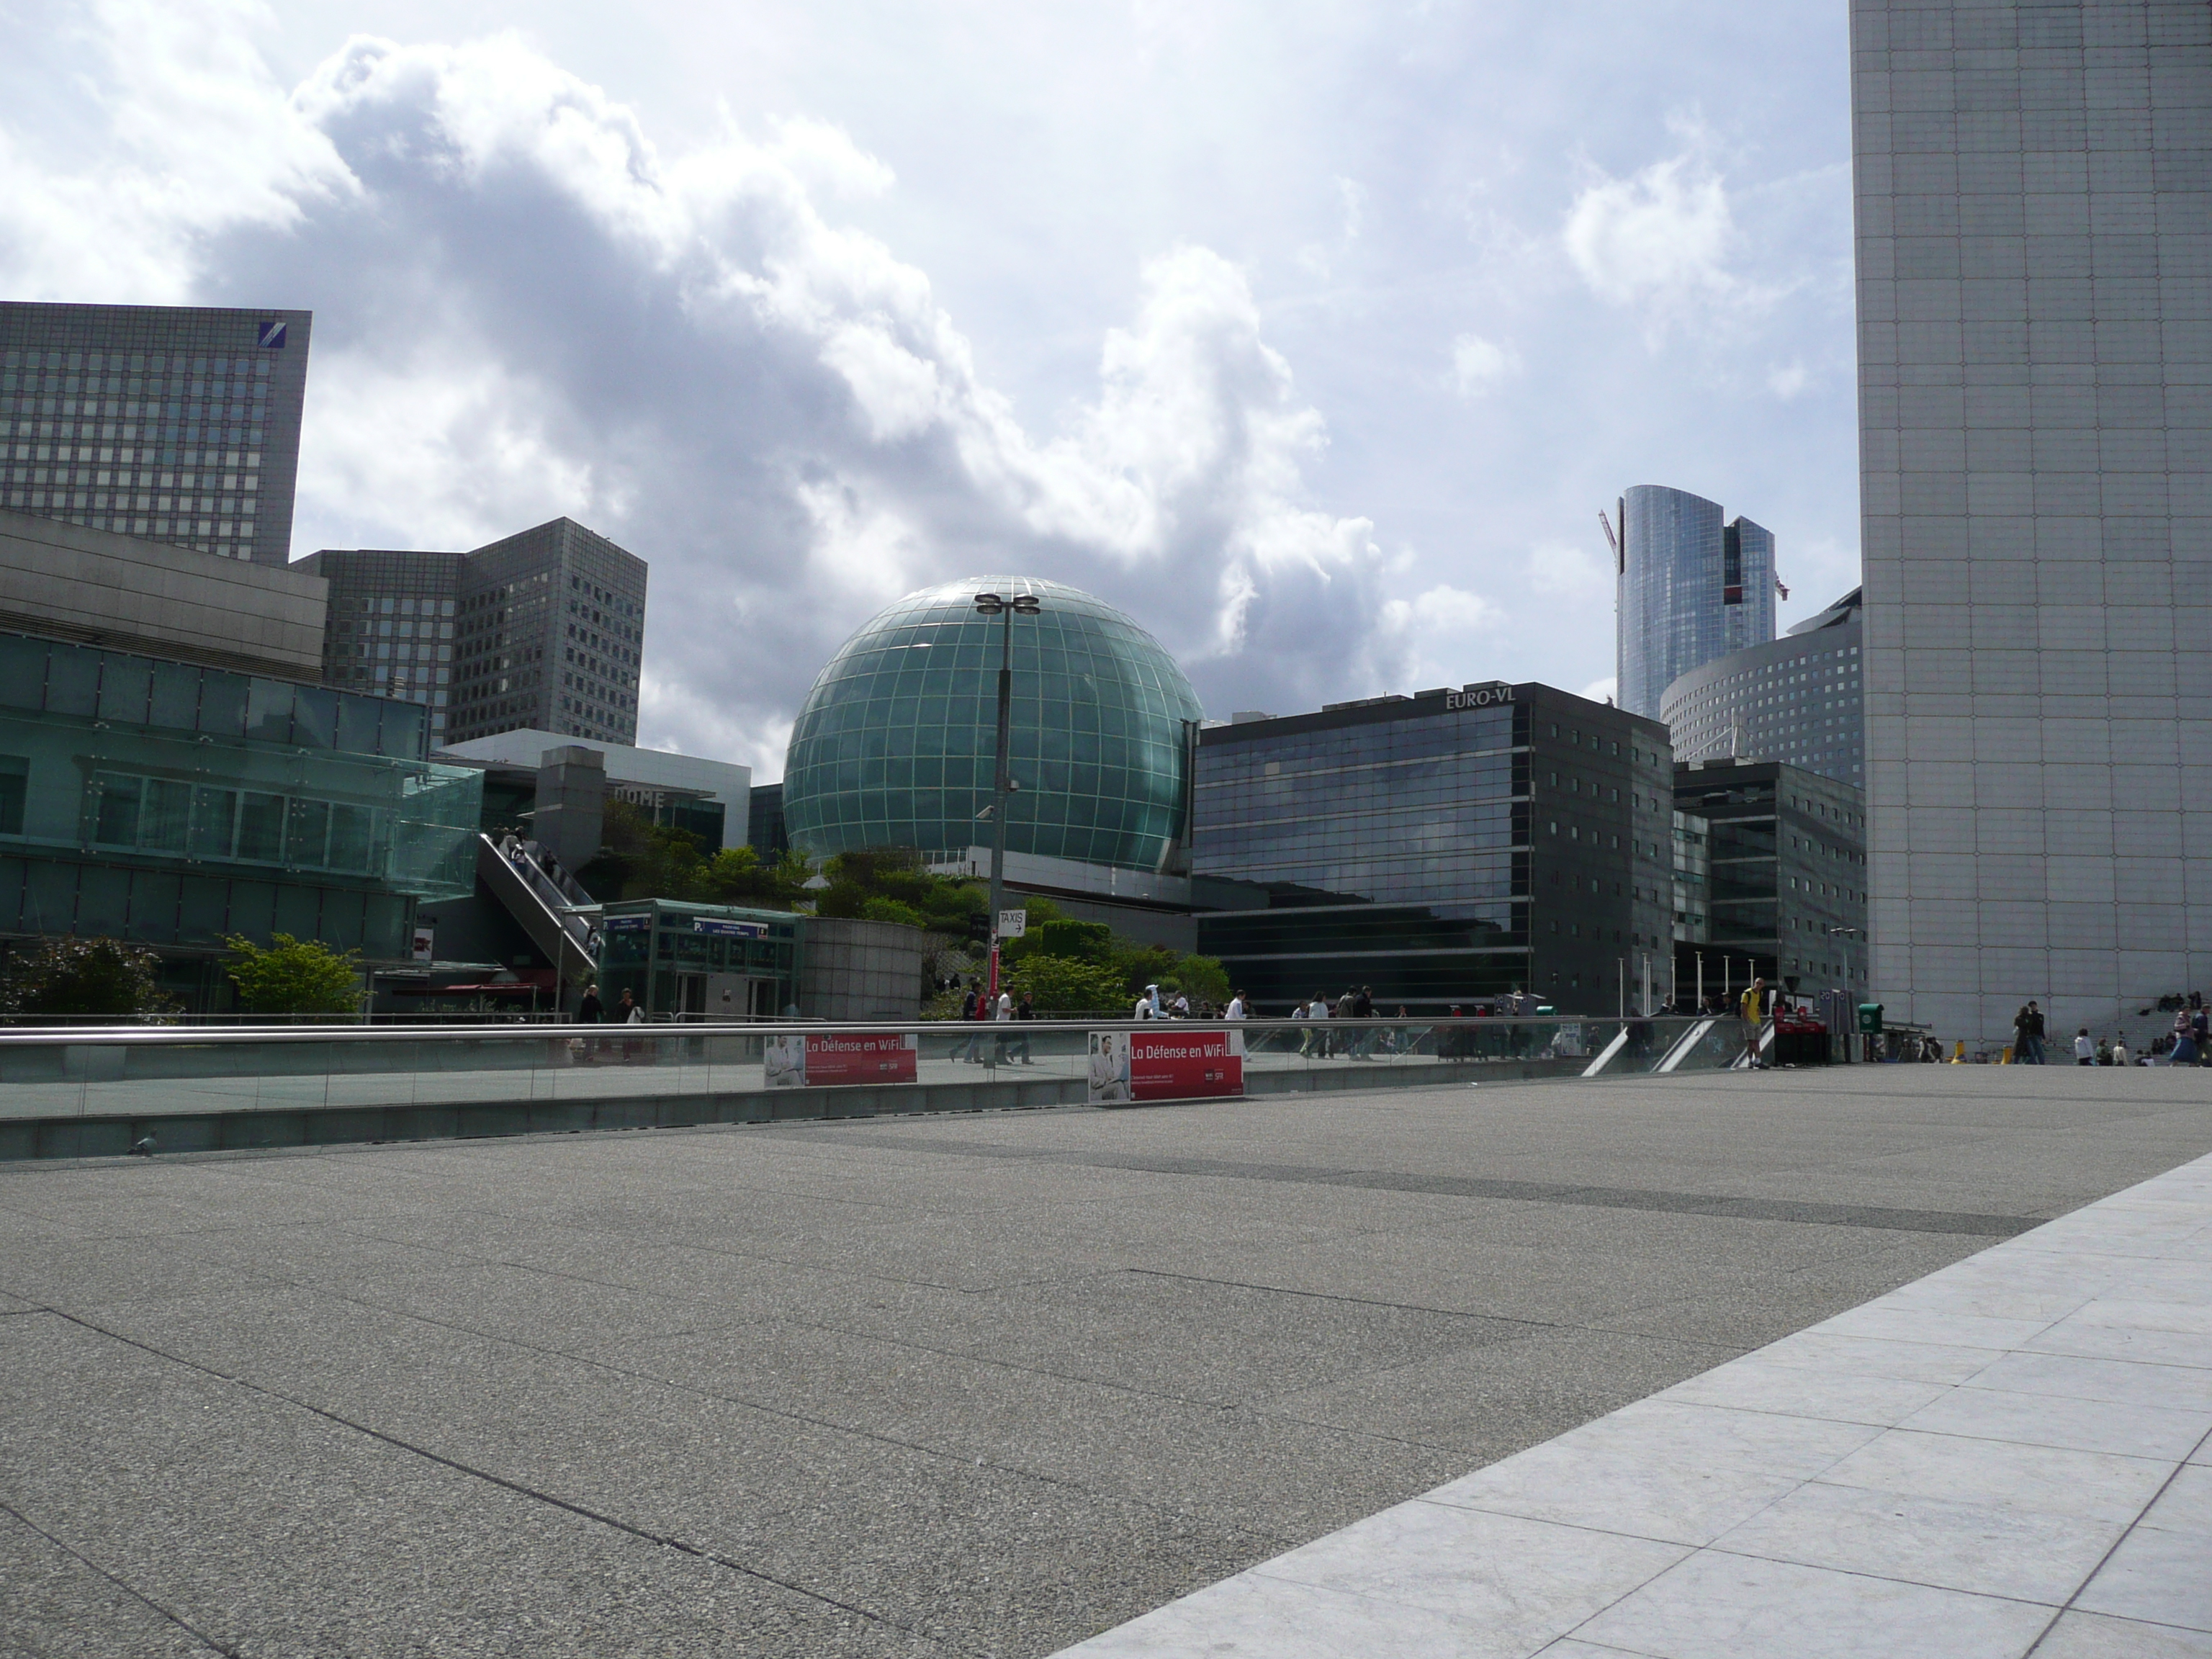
[781,577,1204,873]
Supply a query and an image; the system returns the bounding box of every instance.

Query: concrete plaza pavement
[1,1065,2208,1656]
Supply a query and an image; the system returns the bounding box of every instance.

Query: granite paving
[1,1064,2208,1657]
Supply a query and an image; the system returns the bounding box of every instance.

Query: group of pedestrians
[1292,986,1388,1058]
[2013,997,2208,1065]
[948,979,1036,1064]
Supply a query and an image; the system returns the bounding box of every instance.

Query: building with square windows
[1190,683,1676,1015]
[300,516,647,751]
[1672,758,1870,1004]
[1660,588,1865,786]
[0,302,310,569]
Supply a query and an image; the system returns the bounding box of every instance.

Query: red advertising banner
[764,1032,918,1088]
[1088,1027,1244,1105]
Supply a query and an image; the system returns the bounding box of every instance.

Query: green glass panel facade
[0,630,481,961]
[782,577,1202,873]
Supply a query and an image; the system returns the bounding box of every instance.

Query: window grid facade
[0,303,309,569]
[782,577,1203,873]
[305,518,647,752]
[1852,0,2212,1041]
[1661,598,1866,786]
[1193,686,1675,1013]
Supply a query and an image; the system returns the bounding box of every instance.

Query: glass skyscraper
[0,302,310,569]
[781,577,1202,872]
[1615,484,1777,718]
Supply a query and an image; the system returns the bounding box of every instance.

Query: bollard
[2001,1045,2013,1064]
[1951,1040,1966,1063]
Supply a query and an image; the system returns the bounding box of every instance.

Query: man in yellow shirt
[1739,977,1769,1070]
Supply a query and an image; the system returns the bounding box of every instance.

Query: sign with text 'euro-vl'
[1444,682,1514,711]
[764,1032,917,1089]
[693,919,770,938]
[1087,1028,1244,1105]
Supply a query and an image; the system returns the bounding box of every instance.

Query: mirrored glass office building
[782,577,1203,873]
[1616,485,1778,719]
[0,302,311,569]
[1192,684,1676,1013]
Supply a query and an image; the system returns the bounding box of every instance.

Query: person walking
[576,983,602,1024]
[1007,992,1035,1064]
[2013,1004,2036,1064]
[2193,1004,2209,1066]
[1298,994,1324,1058]
[2026,1001,2047,1064]
[1226,990,1248,1021]
[1738,977,1769,1069]
[2074,1028,2095,1065]
[2170,1011,2199,1066]
[2114,1038,2130,1067]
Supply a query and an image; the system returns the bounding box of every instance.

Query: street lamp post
[974,589,1040,1003]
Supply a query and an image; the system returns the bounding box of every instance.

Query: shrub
[222,934,364,1017]
[0,936,176,1020]
[1007,954,1130,1014]
[860,896,928,929]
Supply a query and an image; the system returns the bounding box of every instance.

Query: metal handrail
[0,1013,1701,1048]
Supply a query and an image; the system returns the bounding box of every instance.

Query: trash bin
[1772,1007,1830,1066]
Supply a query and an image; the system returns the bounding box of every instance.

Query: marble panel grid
[1051,1148,2212,1658]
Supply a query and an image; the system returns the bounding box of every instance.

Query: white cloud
[1524,540,1613,603]
[1372,583,1503,691]
[1560,117,1783,333]
[1767,359,1809,398]
[1580,674,1618,705]
[0,14,1394,767]
[1449,332,1519,397]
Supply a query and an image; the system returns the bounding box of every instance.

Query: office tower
[1614,485,1778,718]
[452,519,646,747]
[303,517,647,750]
[292,549,462,744]
[1192,683,1675,1013]
[1662,588,1866,785]
[1672,759,1871,999]
[0,302,311,568]
[1852,0,2211,1040]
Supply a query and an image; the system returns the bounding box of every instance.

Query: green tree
[1007,953,1130,1014]
[0,936,176,1020]
[222,934,364,1017]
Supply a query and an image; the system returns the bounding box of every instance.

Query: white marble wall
[1854,0,2212,1042]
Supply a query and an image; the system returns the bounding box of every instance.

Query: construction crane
[1598,496,1624,573]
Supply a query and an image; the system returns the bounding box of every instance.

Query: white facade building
[1853,0,2212,1041]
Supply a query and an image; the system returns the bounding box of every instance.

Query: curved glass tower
[782,576,1203,873]
[1616,485,1776,719]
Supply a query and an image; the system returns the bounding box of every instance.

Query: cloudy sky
[1,0,1861,777]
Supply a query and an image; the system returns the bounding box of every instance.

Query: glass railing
[0,1015,1754,1128]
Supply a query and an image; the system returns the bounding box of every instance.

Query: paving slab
[4,1065,2210,1658]
[1053,1147,2212,1656]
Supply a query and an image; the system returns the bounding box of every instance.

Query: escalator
[476,835,598,986]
